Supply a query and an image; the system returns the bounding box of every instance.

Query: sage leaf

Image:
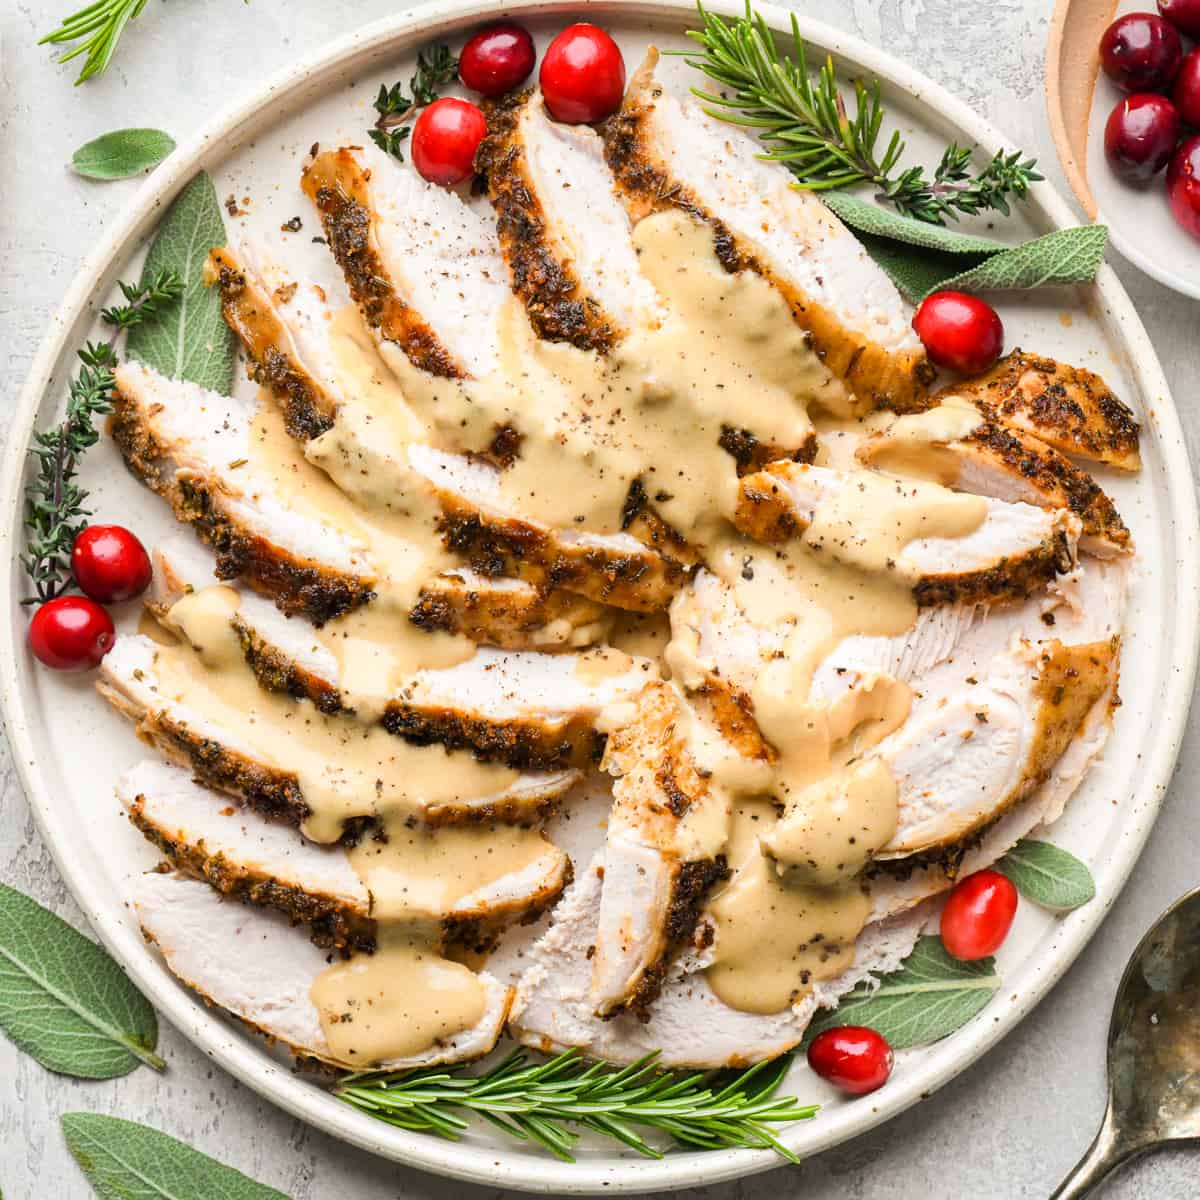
[822,192,1009,255]
[803,936,1001,1049]
[996,839,1096,911]
[851,232,993,306]
[0,883,162,1078]
[937,225,1109,295]
[71,129,176,180]
[62,1114,290,1200]
[126,170,236,393]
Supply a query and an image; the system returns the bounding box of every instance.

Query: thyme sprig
[370,43,460,159]
[683,3,1042,224]
[39,0,154,85]
[336,1046,815,1163]
[23,269,181,603]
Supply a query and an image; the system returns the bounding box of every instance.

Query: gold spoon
[1051,888,1200,1197]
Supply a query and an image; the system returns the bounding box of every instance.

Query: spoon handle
[1050,1107,1132,1199]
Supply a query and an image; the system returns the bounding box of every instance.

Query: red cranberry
[458,23,536,96]
[411,97,487,186]
[807,1027,894,1096]
[539,23,626,124]
[940,870,1019,961]
[72,524,153,603]
[1159,0,1200,38]
[29,596,115,671]
[1105,93,1181,181]
[1100,13,1182,93]
[1173,49,1200,126]
[911,291,1004,375]
[1167,135,1200,237]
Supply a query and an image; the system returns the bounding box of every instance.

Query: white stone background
[1,0,1198,1196]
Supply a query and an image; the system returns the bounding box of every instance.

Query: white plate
[1,1,1197,1193]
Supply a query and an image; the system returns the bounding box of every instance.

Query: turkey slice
[857,400,1131,557]
[119,760,570,948]
[152,537,654,770]
[132,872,511,1069]
[302,142,509,380]
[734,462,1079,606]
[600,50,932,412]
[98,636,579,834]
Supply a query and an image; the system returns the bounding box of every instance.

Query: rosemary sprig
[370,43,460,159]
[23,269,181,603]
[336,1047,815,1162]
[39,0,154,85]
[683,3,1042,225]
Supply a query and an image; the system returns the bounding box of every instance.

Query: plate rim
[2,0,1198,1193]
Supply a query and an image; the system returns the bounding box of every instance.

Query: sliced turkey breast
[409,445,689,612]
[857,401,1131,557]
[119,760,570,947]
[948,351,1140,471]
[152,537,653,770]
[132,871,511,1069]
[735,462,1078,605]
[599,50,933,412]
[111,361,375,625]
[510,855,925,1067]
[590,681,739,1019]
[207,244,340,441]
[479,88,665,351]
[302,143,509,380]
[98,636,579,833]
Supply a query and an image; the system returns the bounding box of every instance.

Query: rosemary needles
[337,1047,815,1162]
[683,3,1041,225]
[40,0,155,85]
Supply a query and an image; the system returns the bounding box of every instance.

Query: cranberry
[458,23,536,96]
[411,97,487,186]
[1173,49,1200,126]
[1100,14,1182,93]
[72,524,153,603]
[807,1027,894,1096]
[1167,135,1200,237]
[1159,0,1200,37]
[29,596,115,671]
[1105,93,1181,181]
[911,291,1004,375]
[539,23,626,124]
[940,870,1019,961]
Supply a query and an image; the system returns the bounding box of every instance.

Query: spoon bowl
[1052,887,1200,1197]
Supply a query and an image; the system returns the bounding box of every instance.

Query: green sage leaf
[803,936,1001,1049]
[71,129,176,180]
[996,839,1096,911]
[62,1114,290,1199]
[851,232,993,305]
[822,192,1009,255]
[126,171,236,393]
[0,883,162,1078]
[936,225,1109,295]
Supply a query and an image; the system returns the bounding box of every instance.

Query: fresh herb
[22,270,181,603]
[62,1113,289,1199]
[40,0,158,85]
[804,937,1001,1049]
[125,170,237,392]
[337,1046,815,1163]
[683,3,1042,225]
[71,128,176,180]
[997,840,1096,911]
[823,193,1109,301]
[370,43,459,159]
[0,883,163,1077]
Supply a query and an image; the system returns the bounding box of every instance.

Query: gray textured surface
[0,0,1197,1197]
